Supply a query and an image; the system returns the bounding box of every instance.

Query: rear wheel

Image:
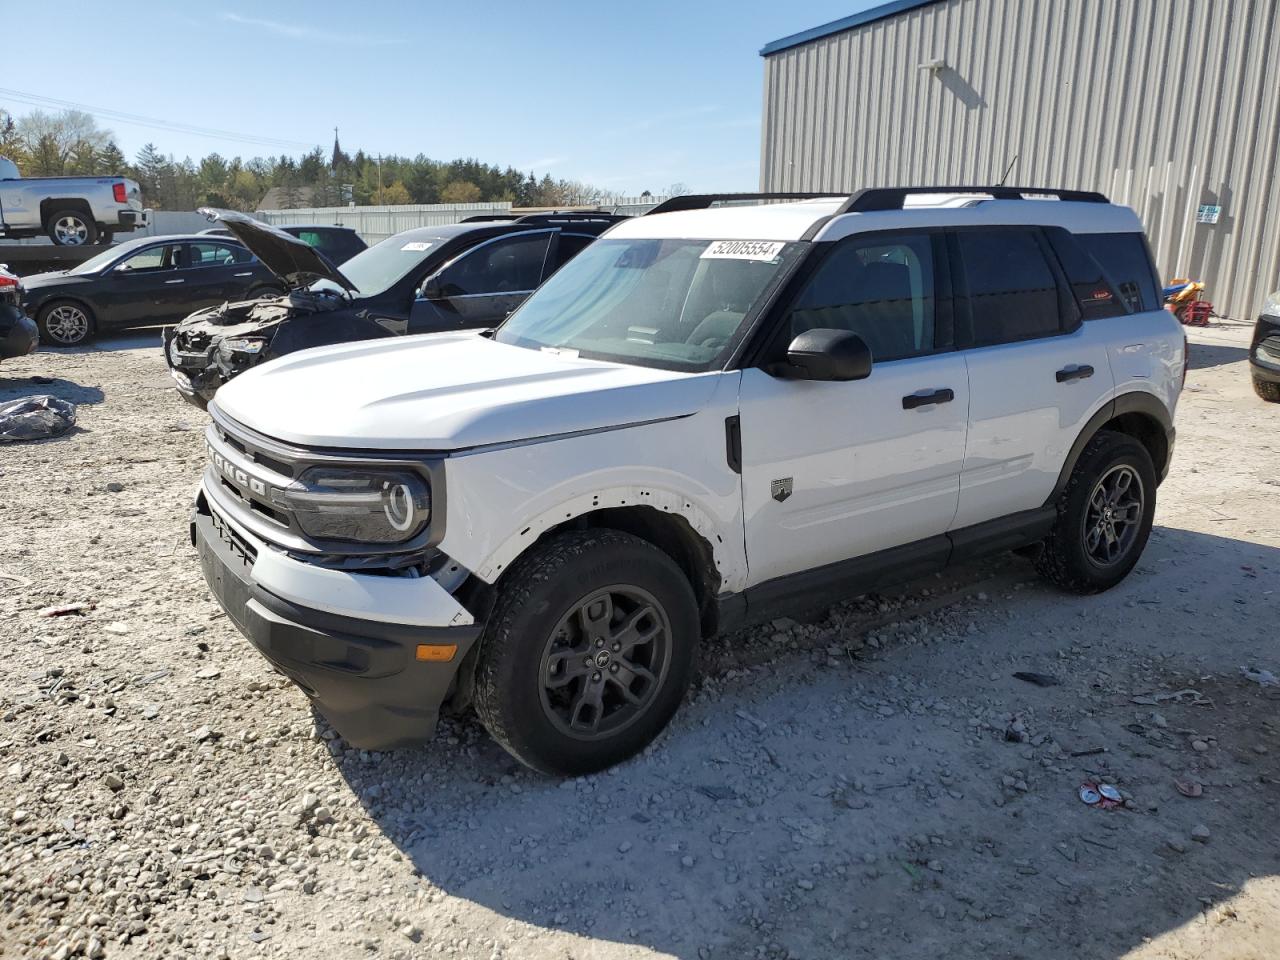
[98,227,114,245]
[37,300,95,346]
[474,530,699,776]
[1253,375,1280,402]
[1035,431,1156,593]
[46,210,98,246]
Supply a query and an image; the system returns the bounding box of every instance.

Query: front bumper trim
[193,501,482,750]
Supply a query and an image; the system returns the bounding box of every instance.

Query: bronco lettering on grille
[207,441,267,497]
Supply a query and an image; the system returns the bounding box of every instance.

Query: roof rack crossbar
[512,211,629,224]
[838,185,1109,214]
[645,192,847,216]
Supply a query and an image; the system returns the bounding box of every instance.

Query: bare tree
[16,110,112,175]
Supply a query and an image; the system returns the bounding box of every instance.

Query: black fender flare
[1045,391,1175,505]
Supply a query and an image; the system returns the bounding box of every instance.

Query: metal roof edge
[760,0,945,56]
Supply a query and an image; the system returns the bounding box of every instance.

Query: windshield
[309,233,438,297]
[495,238,801,371]
[68,242,147,275]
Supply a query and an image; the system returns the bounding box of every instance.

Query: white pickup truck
[0,156,149,245]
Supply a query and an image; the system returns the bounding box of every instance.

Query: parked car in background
[1250,289,1280,402]
[20,235,279,346]
[0,155,150,245]
[165,207,625,408]
[200,222,367,264]
[0,265,37,364]
[190,186,1182,774]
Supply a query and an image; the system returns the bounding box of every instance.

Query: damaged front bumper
[164,326,224,409]
[192,489,482,750]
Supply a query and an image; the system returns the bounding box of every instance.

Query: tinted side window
[118,244,181,272]
[956,229,1061,345]
[189,242,251,267]
[437,233,551,297]
[785,233,937,362]
[1079,232,1161,312]
[547,234,595,275]
[1045,228,1127,320]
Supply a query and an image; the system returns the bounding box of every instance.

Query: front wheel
[37,300,95,346]
[473,530,699,776]
[1035,431,1156,593]
[46,210,98,246]
[1253,375,1280,403]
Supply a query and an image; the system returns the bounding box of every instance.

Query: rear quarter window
[1045,228,1127,320]
[1079,232,1161,312]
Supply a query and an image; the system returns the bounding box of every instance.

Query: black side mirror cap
[783,328,873,381]
[419,276,443,300]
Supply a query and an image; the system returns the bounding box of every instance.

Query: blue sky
[1,0,876,195]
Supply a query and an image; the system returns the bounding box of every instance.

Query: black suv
[166,208,625,408]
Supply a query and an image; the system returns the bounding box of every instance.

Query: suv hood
[198,207,355,293]
[212,333,717,450]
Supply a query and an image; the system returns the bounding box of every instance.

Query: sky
[0,0,878,196]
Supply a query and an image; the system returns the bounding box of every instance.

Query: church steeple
[330,126,344,170]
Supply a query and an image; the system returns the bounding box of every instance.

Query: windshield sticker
[401,241,433,252]
[700,240,785,262]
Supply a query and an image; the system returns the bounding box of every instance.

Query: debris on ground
[1013,671,1062,687]
[37,602,95,617]
[0,394,76,442]
[1241,667,1278,687]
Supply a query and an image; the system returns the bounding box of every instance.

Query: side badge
[771,478,793,503]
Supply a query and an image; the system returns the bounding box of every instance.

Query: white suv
[192,187,1183,775]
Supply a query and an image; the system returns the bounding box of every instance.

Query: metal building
[759,0,1280,319]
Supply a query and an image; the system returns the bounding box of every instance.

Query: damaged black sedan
[165,208,624,408]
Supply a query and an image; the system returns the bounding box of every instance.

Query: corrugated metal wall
[760,0,1280,318]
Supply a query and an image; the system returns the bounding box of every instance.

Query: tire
[37,300,95,347]
[251,286,284,300]
[473,529,699,776]
[1035,431,1156,594]
[1253,375,1280,403]
[98,227,114,245]
[45,210,98,246]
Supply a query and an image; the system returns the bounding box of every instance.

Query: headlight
[219,337,267,356]
[1262,291,1280,318]
[276,467,431,544]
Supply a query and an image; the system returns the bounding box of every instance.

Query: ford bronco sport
[191,186,1182,775]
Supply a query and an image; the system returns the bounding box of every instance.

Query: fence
[255,197,667,244]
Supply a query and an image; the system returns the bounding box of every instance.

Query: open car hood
[197,208,356,293]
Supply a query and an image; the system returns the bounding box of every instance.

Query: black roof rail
[458,214,520,223]
[837,185,1109,214]
[512,211,630,224]
[645,192,847,215]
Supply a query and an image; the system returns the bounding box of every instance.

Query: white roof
[608,195,1145,242]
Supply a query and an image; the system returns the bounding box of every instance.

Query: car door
[97,241,186,327]
[178,241,259,316]
[408,230,553,334]
[737,230,970,588]
[949,227,1115,531]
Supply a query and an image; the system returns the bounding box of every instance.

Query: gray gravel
[1,324,1279,959]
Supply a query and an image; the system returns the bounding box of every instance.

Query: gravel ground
[1,322,1278,960]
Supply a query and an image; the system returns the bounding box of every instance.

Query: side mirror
[419,275,443,300]
[783,329,872,381]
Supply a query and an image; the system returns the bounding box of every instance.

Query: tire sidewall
[479,534,699,775]
[38,301,95,347]
[1057,434,1157,589]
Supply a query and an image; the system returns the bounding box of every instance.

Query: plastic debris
[1079,780,1122,809]
[1175,779,1203,798]
[38,602,95,618]
[1013,671,1062,687]
[1241,667,1278,687]
[0,395,76,442]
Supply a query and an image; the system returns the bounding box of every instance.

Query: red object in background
[1180,300,1213,326]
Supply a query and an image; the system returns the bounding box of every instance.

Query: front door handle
[902,388,955,410]
[233,271,252,277]
[164,278,185,285]
[1056,364,1095,383]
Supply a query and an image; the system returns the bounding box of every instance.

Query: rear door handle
[164,278,185,285]
[902,388,955,410]
[1056,364,1094,383]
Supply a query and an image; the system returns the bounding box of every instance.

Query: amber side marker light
[415,643,457,662]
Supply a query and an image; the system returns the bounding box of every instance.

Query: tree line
[0,108,664,211]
